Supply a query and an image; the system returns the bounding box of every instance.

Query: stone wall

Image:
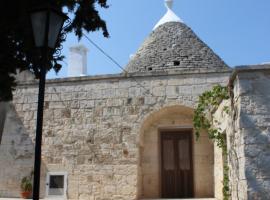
[0,102,7,144]
[0,103,34,197]
[213,65,270,200]
[213,100,231,200]
[0,70,230,199]
[214,143,224,200]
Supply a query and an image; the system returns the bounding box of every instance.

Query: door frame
[159,128,194,198]
[45,171,68,199]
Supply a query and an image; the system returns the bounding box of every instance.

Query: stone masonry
[1,10,269,199]
[126,22,228,73]
[213,64,270,200]
[0,69,230,199]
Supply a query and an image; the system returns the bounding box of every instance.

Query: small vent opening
[174,61,180,66]
[148,67,153,71]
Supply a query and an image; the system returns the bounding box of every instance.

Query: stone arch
[138,105,214,198]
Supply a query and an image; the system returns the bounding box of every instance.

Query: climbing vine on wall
[193,84,230,200]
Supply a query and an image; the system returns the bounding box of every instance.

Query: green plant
[20,172,33,192]
[193,85,229,145]
[193,84,230,200]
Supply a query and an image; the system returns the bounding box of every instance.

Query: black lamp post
[30,5,67,200]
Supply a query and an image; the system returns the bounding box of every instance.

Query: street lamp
[30,5,67,200]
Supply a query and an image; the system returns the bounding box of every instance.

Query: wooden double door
[161,131,193,198]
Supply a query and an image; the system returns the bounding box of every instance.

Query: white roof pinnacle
[165,0,173,9]
[153,0,183,30]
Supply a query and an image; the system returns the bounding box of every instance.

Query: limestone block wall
[214,143,224,200]
[213,65,270,200]
[0,70,230,199]
[0,102,8,144]
[213,100,231,200]
[0,103,34,197]
[231,66,270,199]
[193,131,214,198]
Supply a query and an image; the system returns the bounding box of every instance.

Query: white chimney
[68,44,88,77]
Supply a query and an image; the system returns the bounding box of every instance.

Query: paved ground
[0,198,216,200]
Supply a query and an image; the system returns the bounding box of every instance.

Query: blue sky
[47,0,270,79]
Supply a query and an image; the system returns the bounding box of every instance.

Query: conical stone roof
[125,21,229,73]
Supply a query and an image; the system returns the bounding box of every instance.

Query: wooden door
[161,131,193,198]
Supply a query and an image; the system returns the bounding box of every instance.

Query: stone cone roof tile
[125,22,229,73]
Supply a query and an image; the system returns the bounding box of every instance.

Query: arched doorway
[138,105,214,199]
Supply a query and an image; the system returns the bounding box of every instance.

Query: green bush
[20,173,33,192]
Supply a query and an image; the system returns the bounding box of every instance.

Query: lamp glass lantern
[30,6,67,49]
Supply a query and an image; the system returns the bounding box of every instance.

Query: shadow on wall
[0,103,48,198]
[243,120,270,199]
[228,95,270,199]
[0,102,8,144]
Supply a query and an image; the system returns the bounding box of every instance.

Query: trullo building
[0,0,270,199]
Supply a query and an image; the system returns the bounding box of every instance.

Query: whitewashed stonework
[68,45,88,77]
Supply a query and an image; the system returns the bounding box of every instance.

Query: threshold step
[141,199,216,200]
